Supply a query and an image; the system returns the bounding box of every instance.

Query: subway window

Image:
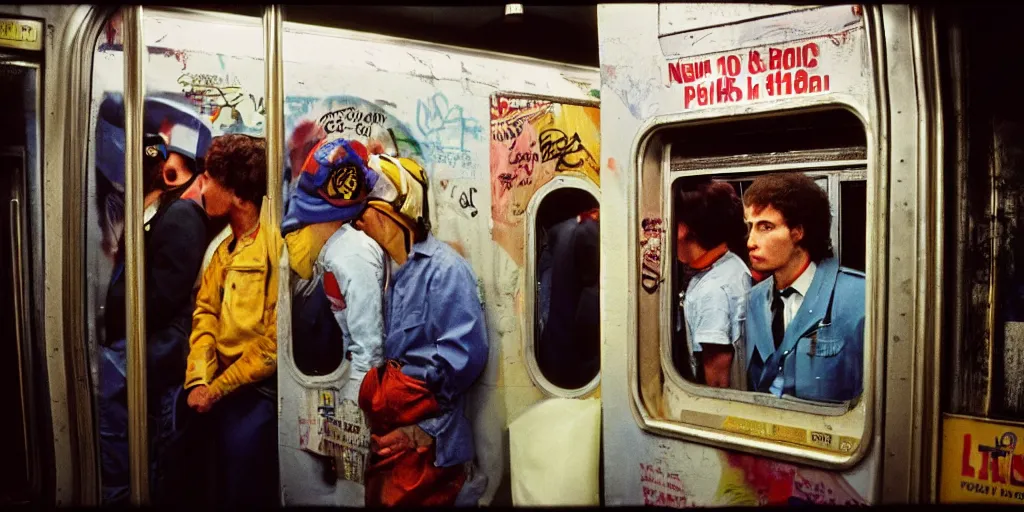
[664,109,868,405]
[531,183,600,392]
[669,167,866,402]
[630,106,874,465]
[943,5,1024,419]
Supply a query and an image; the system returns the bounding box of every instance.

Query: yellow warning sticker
[0,18,42,51]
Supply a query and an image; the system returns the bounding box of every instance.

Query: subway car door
[0,21,47,506]
[597,4,937,506]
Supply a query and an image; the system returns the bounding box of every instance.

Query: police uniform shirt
[769,261,817,396]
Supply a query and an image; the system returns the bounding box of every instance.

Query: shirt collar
[143,200,159,224]
[408,232,440,259]
[789,260,817,297]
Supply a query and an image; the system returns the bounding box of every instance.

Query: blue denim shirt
[384,234,488,468]
[745,257,866,402]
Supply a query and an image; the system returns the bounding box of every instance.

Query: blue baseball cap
[280,138,378,235]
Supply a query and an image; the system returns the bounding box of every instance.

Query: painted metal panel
[598,3,885,506]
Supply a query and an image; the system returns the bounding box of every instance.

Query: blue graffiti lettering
[415,92,482,151]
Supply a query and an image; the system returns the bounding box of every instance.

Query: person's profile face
[676,221,694,264]
[744,203,803,274]
[199,172,234,218]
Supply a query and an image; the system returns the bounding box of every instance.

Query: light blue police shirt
[682,250,751,381]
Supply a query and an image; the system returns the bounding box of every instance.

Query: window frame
[523,174,602,398]
[627,101,880,471]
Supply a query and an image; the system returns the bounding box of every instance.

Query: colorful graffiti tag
[638,449,867,508]
[489,95,600,265]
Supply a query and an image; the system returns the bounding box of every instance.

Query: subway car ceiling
[196,4,600,67]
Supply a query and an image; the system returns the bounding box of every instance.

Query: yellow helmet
[365,153,430,235]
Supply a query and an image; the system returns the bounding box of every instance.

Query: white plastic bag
[509,397,601,506]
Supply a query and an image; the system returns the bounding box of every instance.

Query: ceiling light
[505,4,524,16]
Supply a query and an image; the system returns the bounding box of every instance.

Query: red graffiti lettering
[804,42,820,68]
[684,77,743,108]
[668,60,711,84]
[768,43,821,71]
[716,55,741,77]
[1013,454,1024,487]
[748,50,766,74]
[963,434,976,478]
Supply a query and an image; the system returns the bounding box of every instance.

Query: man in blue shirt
[347,153,489,506]
[742,172,865,403]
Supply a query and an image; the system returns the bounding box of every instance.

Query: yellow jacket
[184,197,282,398]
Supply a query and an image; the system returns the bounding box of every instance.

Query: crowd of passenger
[95,97,488,507]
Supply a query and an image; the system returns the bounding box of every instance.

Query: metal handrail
[122,4,149,506]
[264,5,283,226]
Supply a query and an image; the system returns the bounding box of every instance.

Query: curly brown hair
[675,178,748,262]
[204,134,267,205]
[743,172,834,262]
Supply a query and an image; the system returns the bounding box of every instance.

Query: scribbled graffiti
[635,449,867,507]
[416,92,483,150]
[720,452,866,506]
[640,463,689,508]
[319,107,388,138]
[489,95,601,266]
[432,149,474,170]
[445,184,479,218]
[539,129,593,172]
[640,218,664,293]
[178,72,265,132]
[285,95,425,165]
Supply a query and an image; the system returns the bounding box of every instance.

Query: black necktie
[771,287,797,350]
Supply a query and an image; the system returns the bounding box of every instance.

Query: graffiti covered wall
[87,10,600,507]
[489,96,600,266]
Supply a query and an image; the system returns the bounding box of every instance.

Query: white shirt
[317,224,387,390]
[769,261,817,396]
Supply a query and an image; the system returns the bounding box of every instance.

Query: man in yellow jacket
[182,134,282,507]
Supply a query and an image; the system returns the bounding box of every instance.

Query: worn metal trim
[56,5,116,505]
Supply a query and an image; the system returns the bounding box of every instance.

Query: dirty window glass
[534,187,600,390]
[670,169,866,405]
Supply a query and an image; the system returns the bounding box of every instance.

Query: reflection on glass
[87,11,265,505]
[673,171,866,404]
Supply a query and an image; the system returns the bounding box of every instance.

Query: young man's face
[200,172,235,218]
[744,203,804,274]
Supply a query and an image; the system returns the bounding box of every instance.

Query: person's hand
[187,385,220,413]
[372,425,434,456]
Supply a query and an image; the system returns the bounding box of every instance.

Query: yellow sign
[0,18,42,52]
[940,414,1024,504]
[721,416,859,454]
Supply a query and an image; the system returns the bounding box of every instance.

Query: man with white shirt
[742,172,865,403]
